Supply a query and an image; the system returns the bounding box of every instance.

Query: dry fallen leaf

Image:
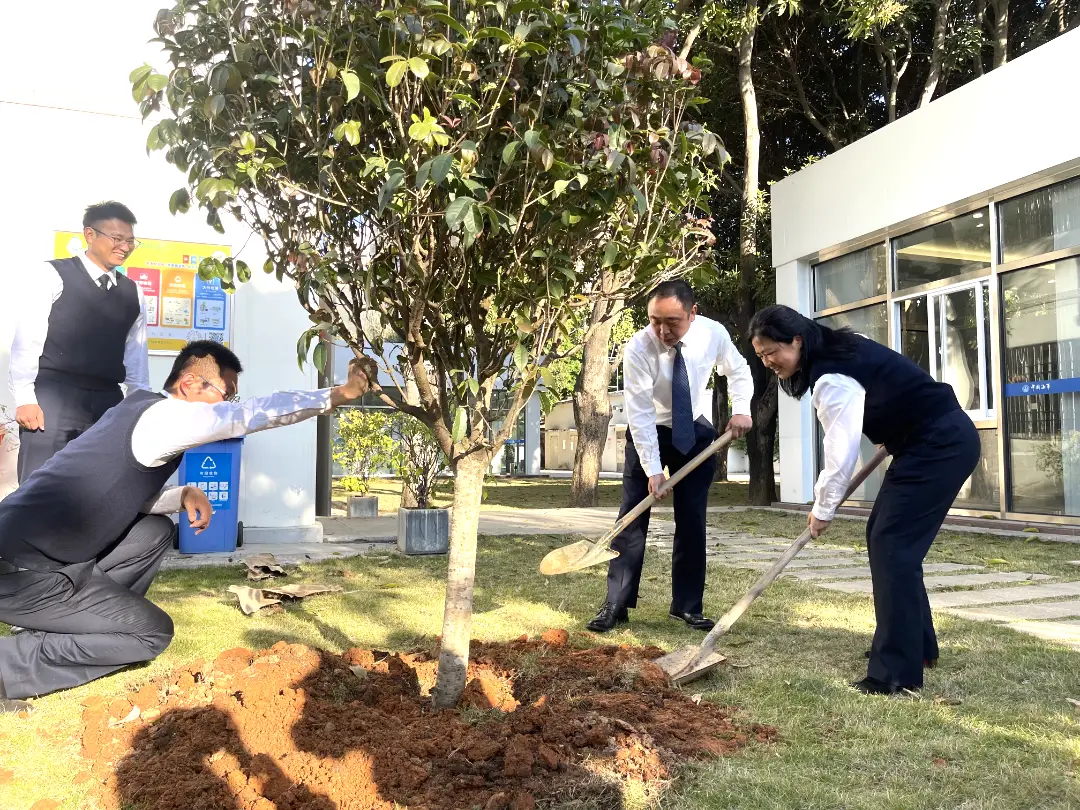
[1066,697,1080,709]
[350,665,369,681]
[690,694,703,705]
[243,553,287,581]
[263,584,343,599]
[109,706,141,727]
[228,585,283,615]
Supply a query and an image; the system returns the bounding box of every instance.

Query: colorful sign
[185,452,233,507]
[54,232,233,354]
[1005,378,1080,397]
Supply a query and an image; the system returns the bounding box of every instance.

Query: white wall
[772,28,1080,268]
[0,0,319,539]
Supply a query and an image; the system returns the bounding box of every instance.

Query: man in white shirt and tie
[9,202,150,482]
[586,280,755,633]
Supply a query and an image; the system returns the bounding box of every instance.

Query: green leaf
[502,140,521,165]
[204,95,226,119]
[313,342,328,374]
[513,343,528,371]
[553,179,569,197]
[602,242,618,268]
[386,60,409,88]
[146,125,164,153]
[451,407,468,444]
[239,131,256,152]
[539,366,556,389]
[445,196,477,230]
[147,73,169,92]
[539,147,554,172]
[432,13,470,38]
[467,379,480,395]
[356,81,382,106]
[235,259,251,283]
[129,64,154,85]
[377,167,405,213]
[452,93,481,109]
[431,152,454,185]
[632,185,648,216]
[343,121,361,145]
[474,27,514,43]
[416,157,434,189]
[463,204,484,236]
[408,57,429,79]
[523,130,541,151]
[168,188,191,216]
[340,69,360,101]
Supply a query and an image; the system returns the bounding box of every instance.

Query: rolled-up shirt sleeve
[714,326,753,417]
[623,343,664,478]
[140,485,186,515]
[8,265,64,407]
[811,374,866,522]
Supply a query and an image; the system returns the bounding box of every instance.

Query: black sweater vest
[38,256,140,390]
[809,334,961,452]
[0,390,181,570]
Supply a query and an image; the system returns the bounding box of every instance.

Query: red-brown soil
[76,634,775,810]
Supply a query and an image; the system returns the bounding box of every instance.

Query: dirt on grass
[77,633,775,810]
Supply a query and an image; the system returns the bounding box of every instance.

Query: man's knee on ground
[136,514,177,551]
[134,604,174,660]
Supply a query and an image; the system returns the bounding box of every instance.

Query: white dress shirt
[8,254,150,407]
[623,315,754,477]
[811,373,866,521]
[135,388,334,514]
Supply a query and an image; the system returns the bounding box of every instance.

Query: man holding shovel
[586,281,754,633]
[0,341,377,710]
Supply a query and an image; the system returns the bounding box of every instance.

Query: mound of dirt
[78,634,775,810]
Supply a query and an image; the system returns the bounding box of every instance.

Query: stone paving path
[646,525,1080,652]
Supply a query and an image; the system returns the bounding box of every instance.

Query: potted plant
[332,409,396,518]
[393,414,450,555]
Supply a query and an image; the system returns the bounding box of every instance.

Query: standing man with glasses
[9,202,150,482]
[585,280,755,633]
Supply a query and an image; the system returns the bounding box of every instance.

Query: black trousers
[18,379,123,483]
[0,515,175,699]
[866,410,980,688]
[606,419,717,615]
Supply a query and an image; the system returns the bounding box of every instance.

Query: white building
[0,1,539,540]
[772,29,1080,524]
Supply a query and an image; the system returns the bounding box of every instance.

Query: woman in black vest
[749,304,980,695]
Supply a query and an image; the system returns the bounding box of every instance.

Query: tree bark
[920,0,953,107]
[735,3,777,506]
[569,298,622,507]
[974,0,986,75]
[431,449,490,709]
[712,372,729,482]
[991,0,1009,68]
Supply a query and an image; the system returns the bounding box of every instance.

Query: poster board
[54,232,233,354]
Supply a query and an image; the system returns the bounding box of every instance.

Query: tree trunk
[712,372,729,482]
[570,299,621,507]
[974,0,986,75]
[735,4,777,506]
[920,0,952,107]
[992,0,1009,68]
[431,449,490,709]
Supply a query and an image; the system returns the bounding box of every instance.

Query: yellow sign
[54,232,232,353]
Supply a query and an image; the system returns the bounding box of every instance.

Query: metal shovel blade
[655,645,727,687]
[539,539,620,576]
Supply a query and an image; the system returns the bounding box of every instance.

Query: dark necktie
[98,273,112,291]
[671,342,695,454]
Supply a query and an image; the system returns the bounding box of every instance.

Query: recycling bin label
[186,452,232,506]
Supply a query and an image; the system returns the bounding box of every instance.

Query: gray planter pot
[397,508,450,555]
[347,495,379,518]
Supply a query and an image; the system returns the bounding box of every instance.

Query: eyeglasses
[198,376,239,403]
[91,228,141,251]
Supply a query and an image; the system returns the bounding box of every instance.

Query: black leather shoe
[849,677,920,696]
[669,611,715,631]
[863,650,938,668]
[585,602,629,633]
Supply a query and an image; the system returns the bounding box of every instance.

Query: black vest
[38,256,141,390]
[809,334,961,452]
[0,390,181,571]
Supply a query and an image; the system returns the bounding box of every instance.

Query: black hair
[83,201,137,229]
[748,304,859,400]
[164,341,244,392]
[648,279,695,312]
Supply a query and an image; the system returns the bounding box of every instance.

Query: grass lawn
[0,518,1078,809]
[334,475,751,513]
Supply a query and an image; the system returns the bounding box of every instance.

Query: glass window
[938,287,981,411]
[1001,258,1080,515]
[999,176,1080,263]
[900,296,930,372]
[894,210,991,290]
[816,303,888,345]
[813,244,887,310]
[954,429,1000,511]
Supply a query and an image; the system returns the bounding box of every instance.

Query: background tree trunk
[712,372,730,482]
[992,0,1009,67]
[432,449,491,709]
[570,298,623,507]
[920,0,953,106]
[735,4,778,506]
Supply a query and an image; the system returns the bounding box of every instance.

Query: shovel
[656,445,889,686]
[539,430,736,576]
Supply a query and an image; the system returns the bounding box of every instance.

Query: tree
[137,0,721,707]
[333,409,398,494]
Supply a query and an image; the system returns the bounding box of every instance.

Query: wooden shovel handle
[592,430,736,551]
[695,445,889,657]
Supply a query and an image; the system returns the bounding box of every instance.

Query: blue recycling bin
[178,438,244,553]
